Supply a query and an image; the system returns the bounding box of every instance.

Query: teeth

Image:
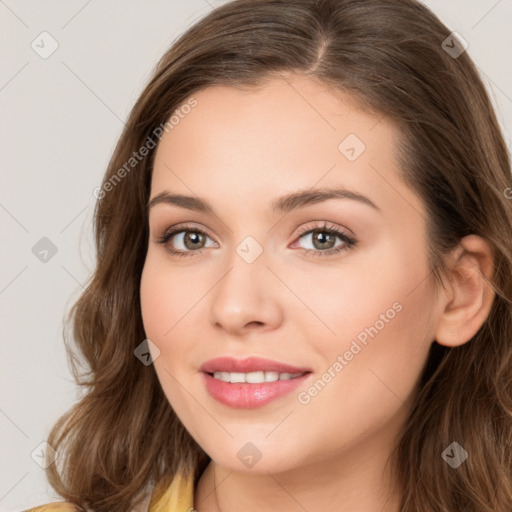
[212,371,304,383]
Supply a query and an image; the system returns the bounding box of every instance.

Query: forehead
[150,75,425,223]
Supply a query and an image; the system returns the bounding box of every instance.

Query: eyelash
[155,221,358,259]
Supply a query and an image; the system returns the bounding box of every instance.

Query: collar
[148,471,195,511]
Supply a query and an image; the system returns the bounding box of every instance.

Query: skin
[139,73,495,512]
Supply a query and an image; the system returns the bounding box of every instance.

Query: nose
[208,249,284,335]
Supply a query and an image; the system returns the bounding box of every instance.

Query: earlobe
[434,235,495,348]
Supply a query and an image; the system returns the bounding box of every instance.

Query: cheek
[139,258,187,383]
[139,256,210,391]
[140,255,205,343]
[313,277,433,423]
[293,298,432,458]
[301,250,434,422]
[140,262,187,407]
[140,264,168,343]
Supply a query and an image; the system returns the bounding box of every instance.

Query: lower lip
[202,372,311,408]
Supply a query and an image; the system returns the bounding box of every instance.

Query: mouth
[199,356,313,408]
[206,370,309,383]
[200,355,312,375]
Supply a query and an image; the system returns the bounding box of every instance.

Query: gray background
[1,1,511,510]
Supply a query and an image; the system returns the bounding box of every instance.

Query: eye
[155,221,358,259]
[291,221,357,258]
[155,223,217,258]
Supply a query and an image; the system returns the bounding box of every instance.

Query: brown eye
[308,230,337,250]
[293,222,358,258]
[181,231,206,250]
[156,225,216,257]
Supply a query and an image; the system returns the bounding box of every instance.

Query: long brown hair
[44,0,512,510]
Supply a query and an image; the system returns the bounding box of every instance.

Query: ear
[434,235,495,348]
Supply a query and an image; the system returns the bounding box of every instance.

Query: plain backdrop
[1,0,511,510]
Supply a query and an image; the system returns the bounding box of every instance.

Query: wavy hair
[43,0,512,510]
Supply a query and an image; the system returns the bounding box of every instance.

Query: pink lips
[200,356,311,374]
[200,356,313,409]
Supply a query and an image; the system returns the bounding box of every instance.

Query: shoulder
[24,503,82,512]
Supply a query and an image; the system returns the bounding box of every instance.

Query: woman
[26,0,512,510]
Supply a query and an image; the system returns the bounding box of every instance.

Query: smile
[211,371,306,383]
[202,371,312,408]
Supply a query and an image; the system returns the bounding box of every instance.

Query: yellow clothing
[24,471,194,512]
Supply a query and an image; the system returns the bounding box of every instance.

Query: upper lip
[200,356,312,374]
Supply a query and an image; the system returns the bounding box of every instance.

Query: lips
[200,356,313,408]
[199,356,312,375]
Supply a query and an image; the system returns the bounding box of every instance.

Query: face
[140,74,439,475]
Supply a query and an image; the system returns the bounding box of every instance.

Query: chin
[202,439,307,475]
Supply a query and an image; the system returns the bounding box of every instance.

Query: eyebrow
[147,187,380,215]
